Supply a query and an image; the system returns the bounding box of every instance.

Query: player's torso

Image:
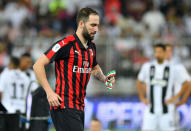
[145,61,176,114]
[2,70,31,113]
[53,38,96,110]
[55,42,95,72]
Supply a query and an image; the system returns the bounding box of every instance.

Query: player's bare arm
[136,79,149,104]
[92,65,116,83]
[91,65,116,90]
[91,65,107,82]
[33,54,63,107]
[175,81,191,107]
[166,81,191,106]
[176,84,191,107]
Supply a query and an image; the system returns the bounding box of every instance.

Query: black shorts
[50,108,84,131]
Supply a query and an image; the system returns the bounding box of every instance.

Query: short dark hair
[76,7,98,25]
[10,56,20,68]
[165,43,172,48]
[91,116,101,122]
[154,43,166,51]
[21,52,31,58]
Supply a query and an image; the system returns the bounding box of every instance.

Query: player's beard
[82,25,94,41]
[157,58,164,64]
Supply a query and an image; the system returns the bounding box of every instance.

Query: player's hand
[166,98,184,107]
[175,102,182,107]
[105,70,116,90]
[46,90,63,107]
[165,97,177,105]
[141,98,149,105]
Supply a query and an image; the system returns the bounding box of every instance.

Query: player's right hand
[46,90,63,107]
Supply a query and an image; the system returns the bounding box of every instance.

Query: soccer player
[0,56,20,104]
[19,53,40,130]
[136,43,190,131]
[33,7,116,131]
[0,56,30,113]
[0,54,38,130]
[165,44,191,107]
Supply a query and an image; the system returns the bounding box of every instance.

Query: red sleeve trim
[45,35,75,60]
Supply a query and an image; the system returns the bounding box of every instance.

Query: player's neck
[76,31,88,48]
[19,66,25,71]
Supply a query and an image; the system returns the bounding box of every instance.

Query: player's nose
[94,26,99,32]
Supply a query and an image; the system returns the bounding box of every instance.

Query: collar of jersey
[73,33,92,50]
[153,60,168,66]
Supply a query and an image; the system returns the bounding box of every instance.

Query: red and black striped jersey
[44,33,97,111]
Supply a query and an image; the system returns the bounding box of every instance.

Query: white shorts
[142,108,179,131]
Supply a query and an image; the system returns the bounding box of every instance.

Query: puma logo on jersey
[75,50,80,54]
[89,49,93,56]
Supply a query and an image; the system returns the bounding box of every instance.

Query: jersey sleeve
[0,72,7,92]
[137,63,148,83]
[92,44,97,67]
[44,39,70,62]
[174,64,191,84]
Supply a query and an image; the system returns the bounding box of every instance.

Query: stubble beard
[157,58,164,64]
[82,25,94,41]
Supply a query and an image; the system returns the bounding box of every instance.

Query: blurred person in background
[165,44,191,107]
[136,43,190,131]
[3,0,31,41]
[104,0,121,24]
[184,9,191,35]
[19,53,39,130]
[0,56,20,131]
[0,43,10,73]
[90,118,102,131]
[33,7,116,131]
[142,2,166,36]
[0,53,38,130]
[0,56,20,105]
[19,53,36,81]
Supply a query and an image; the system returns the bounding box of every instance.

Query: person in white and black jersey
[0,57,21,131]
[19,53,50,131]
[0,53,39,130]
[19,53,40,130]
[0,54,33,114]
[165,44,191,107]
[136,43,190,131]
[0,56,20,108]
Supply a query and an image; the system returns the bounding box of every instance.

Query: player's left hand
[105,70,116,90]
[165,96,177,105]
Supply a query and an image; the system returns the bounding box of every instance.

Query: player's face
[20,57,32,70]
[8,62,13,69]
[154,47,165,63]
[165,46,172,61]
[82,14,99,40]
[90,120,102,131]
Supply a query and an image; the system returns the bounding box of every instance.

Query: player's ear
[79,20,84,29]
